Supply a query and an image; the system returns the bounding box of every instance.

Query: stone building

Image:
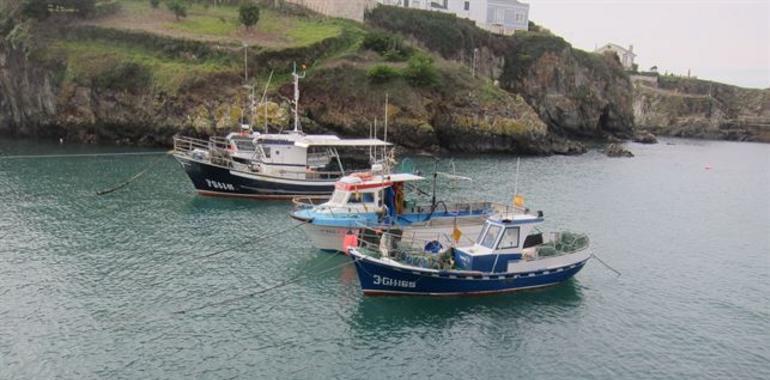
[595,43,637,70]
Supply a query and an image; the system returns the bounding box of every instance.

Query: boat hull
[294,217,486,252]
[174,155,335,198]
[348,251,590,296]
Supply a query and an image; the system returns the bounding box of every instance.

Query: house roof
[596,43,637,57]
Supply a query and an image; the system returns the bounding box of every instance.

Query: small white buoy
[59,138,64,144]
[705,164,713,170]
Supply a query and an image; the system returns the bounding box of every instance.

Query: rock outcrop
[633,75,770,142]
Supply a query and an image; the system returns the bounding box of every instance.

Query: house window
[497,227,520,249]
[464,1,469,11]
[504,9,515,25]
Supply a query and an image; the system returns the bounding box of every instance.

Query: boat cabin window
[348,192,375,203]
[497,227,520,249]
[329,190,347,205]
[231,138,256,151]
[479,224,502,249]
[263,147,271,158]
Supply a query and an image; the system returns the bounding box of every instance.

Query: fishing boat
[289,167,505,251]
[172,64,390,199]
[347,210,590,296]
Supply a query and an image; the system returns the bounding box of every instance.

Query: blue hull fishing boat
[348,211,591,296]
[290,168,501,251]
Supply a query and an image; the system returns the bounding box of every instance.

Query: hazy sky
[528,0,770,88]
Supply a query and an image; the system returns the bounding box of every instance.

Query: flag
[452,225,463,243]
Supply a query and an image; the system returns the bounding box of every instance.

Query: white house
[595,43,637,70]
[378,0,530,34]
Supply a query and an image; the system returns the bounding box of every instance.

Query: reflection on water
[350,279,585,334]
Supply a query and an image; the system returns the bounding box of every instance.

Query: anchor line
[591,253,621,277]
[173,255,363,315]
[95,152,171,196]
[197,221,308,260]
[0,151,168,160]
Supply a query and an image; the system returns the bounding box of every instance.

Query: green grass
[111,0,346,47]
[49,39,234,92]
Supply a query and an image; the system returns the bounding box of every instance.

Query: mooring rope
[0,151,168,160]
[591,253,622,277]
[173,255,361,315]
[95,152,170,196]
[196,222,308,260]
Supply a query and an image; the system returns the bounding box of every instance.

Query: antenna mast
[292,62,306,133]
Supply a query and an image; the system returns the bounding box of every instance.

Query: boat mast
[292,63,306,133]
[384,93,389,163]
[259,70,274,134]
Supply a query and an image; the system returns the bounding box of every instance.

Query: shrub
[362,30,412,61]
[403,54,438,87]
[167,0,187,20]
[367,64,400,84]
[93,62,152,92]
[239,4,260,30]
[150,0,159,8]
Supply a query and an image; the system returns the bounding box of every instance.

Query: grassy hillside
[28,0,364,94]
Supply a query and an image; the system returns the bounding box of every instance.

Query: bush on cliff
[366,5,500,60]
[92,61,152,93]
[404,54,439,87]
[362,30,412,61]
[149,0,159,8]
[367,64,401,84]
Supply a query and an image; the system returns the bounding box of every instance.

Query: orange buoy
[343,231,358,255]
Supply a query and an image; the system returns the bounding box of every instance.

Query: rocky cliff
[633,75,770,142]
[366,6,636,141]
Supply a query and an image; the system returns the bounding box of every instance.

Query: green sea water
[1,137,768,379]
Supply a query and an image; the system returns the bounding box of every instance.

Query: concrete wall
[283,0,377,22]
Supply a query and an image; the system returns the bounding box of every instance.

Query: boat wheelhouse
[348,211,591,296]
[290,170,501,251]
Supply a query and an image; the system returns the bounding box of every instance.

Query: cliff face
[298,63,582,155]
[366,6,636,141]
[0,42,57,133]
[633,75,770,142]
[499,43,635,139]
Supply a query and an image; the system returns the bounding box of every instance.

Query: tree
[167,0,187,21]
[149,0,159,8]
[239,3,260,30]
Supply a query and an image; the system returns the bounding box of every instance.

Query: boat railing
[292,196,331,210]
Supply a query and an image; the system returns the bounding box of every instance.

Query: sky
[528,0,770,88]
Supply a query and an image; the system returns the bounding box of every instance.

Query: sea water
[1,137,768,379]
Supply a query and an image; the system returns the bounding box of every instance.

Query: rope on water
[173,255,361,315]
[95,152,170,196]
[0,151,168,160]
[591,253,621,277]
[197,222,308,260]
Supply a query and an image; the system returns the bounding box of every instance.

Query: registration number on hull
[205,179,235,191]
[372,274,416,289]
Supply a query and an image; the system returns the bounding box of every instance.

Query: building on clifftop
[595,43,637,71]
[377,0,530,34]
